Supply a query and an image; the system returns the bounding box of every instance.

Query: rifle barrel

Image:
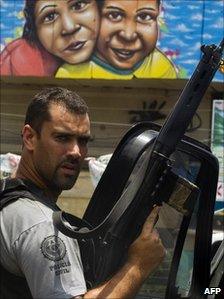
[154,40,223,157]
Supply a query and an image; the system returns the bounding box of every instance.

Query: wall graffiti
[129,100,202,133]
[0,0,223,80]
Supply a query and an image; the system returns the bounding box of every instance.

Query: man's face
[35,0,100,64]
[32,104,90,192]
[96,0,159,69]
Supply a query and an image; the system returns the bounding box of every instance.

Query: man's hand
[84,206,165,299]
[127,206,165,280]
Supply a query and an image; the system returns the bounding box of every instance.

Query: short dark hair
[25,87,89,134]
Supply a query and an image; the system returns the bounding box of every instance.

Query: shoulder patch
[40,235,66,261]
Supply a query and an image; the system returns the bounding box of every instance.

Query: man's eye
[43,12,58,23]
[107,11,123,22]
[55,135,69,142]
[78,137,89,145]
[136,13,153,23]
[71,0,89,11]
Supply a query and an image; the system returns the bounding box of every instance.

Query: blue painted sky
[159,0,223,81]
[0,0,223,81]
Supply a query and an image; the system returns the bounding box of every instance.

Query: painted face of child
[96,0,160,69]
[35,0,100,64]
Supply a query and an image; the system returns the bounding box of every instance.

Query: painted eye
[71,0,88,11]
[136,13,153,23]
[108,11,123,22]
[43,12,58,23]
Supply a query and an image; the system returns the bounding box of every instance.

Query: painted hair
[97,0,161,9]
[22,0,36,43]
[25,87,88,134]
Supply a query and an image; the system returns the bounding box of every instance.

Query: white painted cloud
[192,42,201,51]
[208,9,220,14]
[192,23,201,28]
[163,2,179,10]
[213,18,224,29]
[176,24,192,33]
[0,0,10,8]
[203,33,213,40]
[169,38,188,47]
[165,13,180,20]
[0,23,7,29]
[216,0,224,7]
[191,13,203,21]
[188,4,200,10]
[185,35,194,40]
[8,11,19,18]
[182,59,198,65]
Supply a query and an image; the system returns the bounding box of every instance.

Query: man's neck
[16,154,60,202]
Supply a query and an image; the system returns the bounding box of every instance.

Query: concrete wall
[1,76,222,156]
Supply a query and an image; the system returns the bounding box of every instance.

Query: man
[0,87,165,298]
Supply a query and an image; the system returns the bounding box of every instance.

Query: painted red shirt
[0,39,61,77]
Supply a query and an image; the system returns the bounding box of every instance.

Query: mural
[0,0,223,80]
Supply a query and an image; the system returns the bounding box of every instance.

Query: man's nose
[118,22,138,41]
[68,142,82,158]
[61,13,81,36]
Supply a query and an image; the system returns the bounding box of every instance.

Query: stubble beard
[45,164,81,193]
[52,170,80,191]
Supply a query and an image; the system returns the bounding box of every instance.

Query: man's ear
[22,124,38,151]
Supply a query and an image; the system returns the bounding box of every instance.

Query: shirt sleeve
[12,220,87,299]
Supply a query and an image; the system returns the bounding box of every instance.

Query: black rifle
[53,40,224,287]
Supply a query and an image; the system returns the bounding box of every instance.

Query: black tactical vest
[0,178,39,299]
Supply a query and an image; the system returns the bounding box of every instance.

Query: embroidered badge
[41,235,66,261]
